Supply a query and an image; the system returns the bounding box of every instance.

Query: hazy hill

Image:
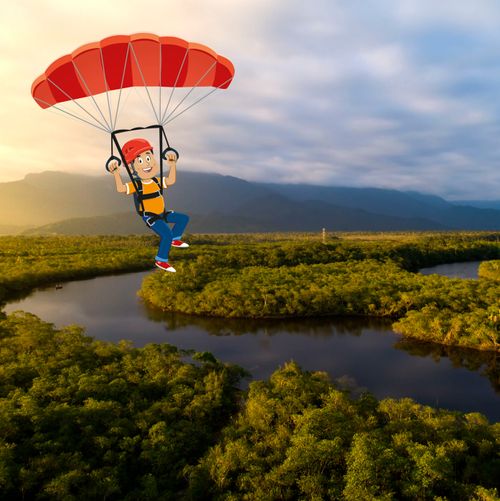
[24,204,443,235]
[264,184,500,230]
[1,171,499,234]
[22,211,263,235]
[452,200,500,210]
[0,171,272,229]
[229,194,443,231]
[22,212,149,236]
[0,172,128,228]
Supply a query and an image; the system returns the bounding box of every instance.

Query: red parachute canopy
[31,34,235,131]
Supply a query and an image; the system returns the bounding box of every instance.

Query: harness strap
[135,177,165,216]
[135,177,163,214]
[139,191,162,200]
[143,210,173,225]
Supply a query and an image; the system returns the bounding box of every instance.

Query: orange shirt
[126,177,167,214]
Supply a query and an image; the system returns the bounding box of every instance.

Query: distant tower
[322,228,326,244]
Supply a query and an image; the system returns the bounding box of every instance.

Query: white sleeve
[162,177,168,189]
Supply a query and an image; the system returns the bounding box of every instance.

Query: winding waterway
[4,260,499,420]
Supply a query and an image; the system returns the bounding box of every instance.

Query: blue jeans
[143,211,189,262]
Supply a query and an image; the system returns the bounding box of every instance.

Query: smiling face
[132,150,159,179]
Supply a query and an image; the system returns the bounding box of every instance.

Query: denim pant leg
[167,211,190,239]
[145,217,173,262]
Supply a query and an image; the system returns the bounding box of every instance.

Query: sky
[2,0,500,200]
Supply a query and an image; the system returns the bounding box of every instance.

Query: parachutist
[32,34,233,275]
[110,138,190,273]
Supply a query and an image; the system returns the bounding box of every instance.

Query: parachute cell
[32,34,234,109]
[31,34,234,132]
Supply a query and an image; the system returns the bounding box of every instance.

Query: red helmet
[122,138,153,165]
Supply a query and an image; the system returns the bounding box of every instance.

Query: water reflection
[145,308,500,410]
[3,263,499,421]
[143,306,385,338]
[395,339,499,393]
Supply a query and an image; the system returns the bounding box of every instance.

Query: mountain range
[0,171,498,234]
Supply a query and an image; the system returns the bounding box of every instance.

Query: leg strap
[143,211,173,226]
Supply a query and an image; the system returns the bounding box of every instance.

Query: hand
[108,160,119,173]
[166,153,177,164]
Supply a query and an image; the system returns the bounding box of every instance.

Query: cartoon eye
[138,158,143,164]
[146,155,151,162]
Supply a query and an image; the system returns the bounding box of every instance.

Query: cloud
[1,0,500,199]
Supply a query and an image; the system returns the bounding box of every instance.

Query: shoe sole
[155,263,176,272]
[172,244,189,248]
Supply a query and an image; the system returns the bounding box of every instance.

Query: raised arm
[108,161,127,193]
[164,153,177,187]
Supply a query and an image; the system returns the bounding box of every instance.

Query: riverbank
[480,259,500,281]
[0,235,156,304]
[1,234,499,352]
[138,233,500,352]
[6,266,499,420]
[1,232,496,302]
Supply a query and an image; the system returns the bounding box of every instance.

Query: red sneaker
[172,239,189,248]
[155,261,176,272]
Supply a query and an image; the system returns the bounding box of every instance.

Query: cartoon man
[108,138,189,272]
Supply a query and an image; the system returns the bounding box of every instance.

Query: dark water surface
[419,260,481,279]
[4,261,499,421]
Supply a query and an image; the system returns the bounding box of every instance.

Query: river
[4,260,499,421]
